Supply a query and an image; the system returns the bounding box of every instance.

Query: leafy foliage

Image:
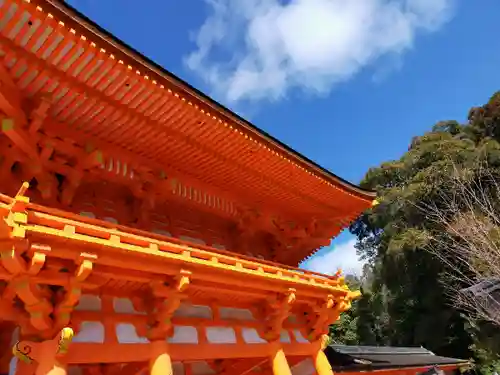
[329,92,500,370]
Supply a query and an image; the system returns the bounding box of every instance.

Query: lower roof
[325,345,469,372]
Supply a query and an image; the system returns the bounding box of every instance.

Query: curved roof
[45,0,376,203]
[326,345,469,372]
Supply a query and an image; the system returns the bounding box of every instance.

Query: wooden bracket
[0,197,54,333]
[75,252,96,282]
[261,288,296,341]
[0,183,32,275]
[12,276,53,332]
[57,147,104,206]
[54,252,96,329]
[60,177,81,206]
[305,292,359,341]
[1,118,40,163]
[147,269,191,340]
[81,149,104,171]
[1,205,93,335]
[0,283,29,326]
[1,242,28,275]
[5,182,30,227]
[59,149,102,206]
[1,119,57,200]
[27,243,51,276]
[28,96,51,134]
[131,187,156,227]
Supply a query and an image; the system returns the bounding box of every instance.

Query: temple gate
[0,1,377,375]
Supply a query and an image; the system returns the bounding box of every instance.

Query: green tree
[329,274,360,345]
[349,92,500,366]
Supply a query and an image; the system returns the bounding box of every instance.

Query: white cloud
[185,0,455,103]
[301,238,365,276]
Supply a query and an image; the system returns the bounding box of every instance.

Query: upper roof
[0,0,375,231]
[325,345,470,372]
[52,0,375,198]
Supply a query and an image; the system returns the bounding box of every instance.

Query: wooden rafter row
[0,67,240,219]
[0,0,375,220]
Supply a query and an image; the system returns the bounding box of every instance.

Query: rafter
[0,32,342,226]
[0,62,25,124]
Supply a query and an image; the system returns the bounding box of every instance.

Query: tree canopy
[329,92,500,374]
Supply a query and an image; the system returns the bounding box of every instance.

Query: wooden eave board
[0,195,354,302]
[0,0,375,220]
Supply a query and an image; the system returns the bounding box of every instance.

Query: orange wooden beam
[0,62,25,124]
[1,118,40,162]
[0,198,352,304]
[219,358,268,375]
[63,342,316,363]
[0,0,376,275]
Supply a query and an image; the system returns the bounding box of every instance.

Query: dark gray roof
[325,345,469,371]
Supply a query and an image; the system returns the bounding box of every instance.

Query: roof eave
[43,0,376,202]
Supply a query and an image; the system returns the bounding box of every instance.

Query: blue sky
[69,0,500,275]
